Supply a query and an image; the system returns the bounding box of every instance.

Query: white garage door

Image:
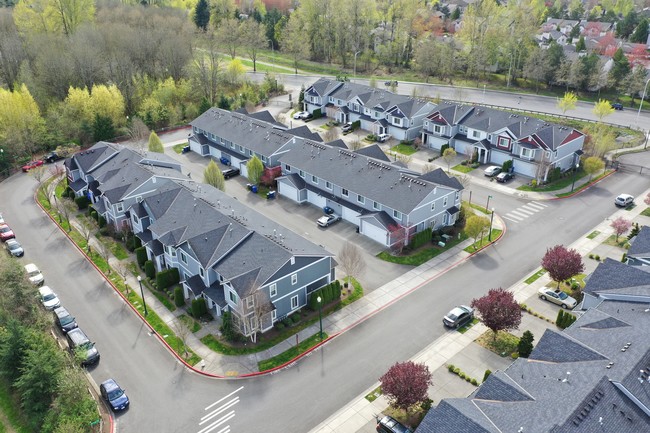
[489,150,510,166]
[189,139,202,155]
[209,147,221,159]
[278,182,299,202]
[361,221,388,245]
[240,163,249,179]
[514,160,538,178]
[342,207,360,226]
[308,191,326,208]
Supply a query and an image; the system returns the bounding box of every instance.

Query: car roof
[39,286,54,295]
[6,239,19,245]
[617,194,633,199]
[101,378,120,391]
[54,306,71,317]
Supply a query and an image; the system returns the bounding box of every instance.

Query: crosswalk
[197,386,243,433]
[501,201,548,224]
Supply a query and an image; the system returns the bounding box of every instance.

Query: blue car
[100,379,130,411]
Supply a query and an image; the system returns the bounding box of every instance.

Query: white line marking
[509,211,529,219]
[215,427,230,433]
[502,215,520,223]
[200,397,239,424]
[504,212,524,221]
[527,202,546,210]
[513,208,535,216]
[530,201,548,208]
[197,411,235,433]
[520,205,540,213]
[205,386,244,411]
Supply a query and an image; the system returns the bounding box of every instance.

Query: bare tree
[30,165,47,191]
[232,287,273,343]
[78,220,94,253]
[56,198,72,231]
[128,116,150,152]
[191,30,221,106]
[338,242,366,289]
[323,127,339,143]
[395,153,412,166]
[96,241,112,274]
[349,139,363,151]
[170,317,191,359]
[114,261,130,295]
[456,174,471,189]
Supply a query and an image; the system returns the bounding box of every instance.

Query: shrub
[594,255,600,261]
[74,196,90,210]
[144,260,155,279]
[291,314,301,324]
[470,162,480,168]
[308,289,322,311]
[518,330,534,358]
[191,298,207,319]
[483,370,492,382]
[156,268,180,290]
[440,143,450,156]
[459,372,466,379]
[312,108,322,119]
[282,318,292,327]
[453,367,460,374]
[531,179,538,188]
[502,160,513,172]
[351,120,361,130]
[135,247,147,268]
[174,286,185,307]
[589,253,594,259]
[447,364,455,372]
[220,311,236,341]
[471,378,478,386]
[420,398,433,411]
[274,322,285,330]
[621,253,627,263]
[98,216,107,228]
[410,228,432,249]
[90,210,98,220]
[511,352,519,359]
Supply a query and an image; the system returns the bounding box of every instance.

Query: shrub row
[519,303,555,324]
[308,281,342,311]
[156,268,179,290]
[74,196,90,210]
[191,297,207,319]
[556,310,577,329]
[174,286,185,307]
[446,364,479,386]
[135,247,147,267]
[144,260,155,279]
[588,253,601,261]
[410,227,432,249]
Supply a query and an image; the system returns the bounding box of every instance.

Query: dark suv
[222,167,240,179]
[53,306,78,333]
[376,416,412,433]
[66,328,100,366]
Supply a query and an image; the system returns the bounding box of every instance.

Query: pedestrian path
[501,200,548,224]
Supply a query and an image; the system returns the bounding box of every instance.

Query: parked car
[53,306,78,333]
[21,160,44,172]
[38,285,61,310]
[376,415,412,433]
[443,305,474,329]
[384,80,398,87]
[5,239,24,257]
[317,213,341,227]
[293,111,311,120]
[615,194,634,207]
[222,167,240,179]
[496,172,515,183]
[538,287,577,309]
[484,166,502,177]
[0,224,15,242]
[377,133,391,142]
[44,152,62,163]
[66,328,100,366]
[100,379,130,411]
[342,122,353,133]
[24,263,44,286]
[611,102,624,111]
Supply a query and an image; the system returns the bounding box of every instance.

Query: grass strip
[178,314,202,333]
[463,229,502,253]
[524,269,546,284]
[586,231,600,239]
[390,144,418,155]
[378,232,468,266]
[452,164,474,173]
[257,332,328,371]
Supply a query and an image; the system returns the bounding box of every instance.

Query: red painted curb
[548,170,616,201]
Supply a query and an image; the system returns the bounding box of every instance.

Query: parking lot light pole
[317,296,323,340]
[486,195,492,212]
[137,276,148,316]
[489,208,495,241]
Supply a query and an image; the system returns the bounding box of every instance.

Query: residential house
[416,258,650,433]
[303,78,436,141]
[421,103,586,180]
[131,180,335,337]
[188,107,297,177]
[65,141,118,197]
[542,18,580,36]
[627,226,650,266]
[276,139,463,247]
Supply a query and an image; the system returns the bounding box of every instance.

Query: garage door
[189,139,204,155]
[514,160,537,178]
[360,220,388,245]
[278,182,299,202]
[342,207,360,226]
[308,191,326,208]
[240,163,249,179]
[209,147,221,159]
[489,150,510,166]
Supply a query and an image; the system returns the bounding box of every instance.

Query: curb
[548,170,617,200]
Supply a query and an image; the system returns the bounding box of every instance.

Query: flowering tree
[380,361,432,412]
[541,245,585,289]
[611,216,632,242]
[644,192,650,206]
[471,288,521,340]
[388,224,407,254]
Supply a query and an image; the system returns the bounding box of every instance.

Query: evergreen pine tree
[193,0,210,30]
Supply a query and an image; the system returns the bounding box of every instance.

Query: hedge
[410,227,432,249]
[98,216,107,228]
[156,268,180,290]
[192,298,208,318]
[74,196,90,210]
[556,310,577,329]
[312,108,322,119]
[174,286,185,307]
[351,120,361,130]
[144,260,155,279]
[135,247,147,268]
[308,281,342,310]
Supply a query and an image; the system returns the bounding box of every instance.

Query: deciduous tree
[0,84,46,159]
[541,245,584,289]
[246,155,264,185]
[338,242,366,289]
[280,14,309,74]
[464,215,490,250]
[557,91,577,114]
[593,99,615,121]
[204,160,225,191]
[379,361,432,412]
[582,156,604,180]
[470,288,522,339]
[611,216,632,242]
[148,131,164,153]
[442,147,457,173]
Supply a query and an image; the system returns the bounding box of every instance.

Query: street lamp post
[137,276,148,316]
[488,208,495,241]
[353,50,362,80]
[268,39,275,72]
[486,195,492,212]
[317,296,323,340]
[636,78,650,125]
[570,161,580,192]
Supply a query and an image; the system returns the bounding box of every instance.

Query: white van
[24,263,44,286]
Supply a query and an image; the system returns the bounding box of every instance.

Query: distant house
[421,103,586,181]
[416,258,650,433]
[626,226,650,266]
[276,140,463,247]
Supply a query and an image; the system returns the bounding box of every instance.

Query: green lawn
[518,169,588,192]
[172,143,185,154]
[463,229,502,252]
[377,232,468,266]
[178,314,202,333]
[458,318,479,334]
[340,277,363,307]
[586,230,600,239]
[257,332,328,371]
[476,330,520,357]
[524,269,546,284]
[390,143,418,155]
[452,164,474,173]
[642,207,650,217]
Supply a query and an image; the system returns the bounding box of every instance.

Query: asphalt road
[2,76,649,433]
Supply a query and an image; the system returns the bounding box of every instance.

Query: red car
[22,160,44,172]
[0,224,15,242]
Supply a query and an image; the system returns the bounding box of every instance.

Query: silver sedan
[538,287,577,309]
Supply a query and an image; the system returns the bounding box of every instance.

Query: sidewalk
[311,186,650,433]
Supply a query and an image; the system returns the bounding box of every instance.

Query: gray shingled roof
[353,144,391,161]
[627,226,650,258]
[417,400,497,433]
[190,108,295,158]
[529,329,607,363]
[306,77,343,97]
[70,141,117,174]
[278,141,461,214]
[474,371,534,402]
[583,258,650,294]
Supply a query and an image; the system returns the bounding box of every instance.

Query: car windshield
[558,292,568,300]
[0,227,9,233]
[60,315,74,325]
[107,388,124,400]
[9,243,20,250]
[28,270,40,277]
[43,294,56,301]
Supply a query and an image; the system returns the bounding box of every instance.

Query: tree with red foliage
[644,192,650,206]
[388,224,407,254]
[379,361,432,412]
[611,216,632,242]
[260,166,282,187]
[470,288,521,340]
[541,245,585,289]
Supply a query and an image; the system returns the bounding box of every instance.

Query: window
[312,175,318,183]
[357,195,365,204]
[521,148,534,159]
[299,170,305,178]
[443,213,448,225]
[431,202,436,211]
[472,130,479,138]
[353,103,359,112]
[229,291,238,304]
[434,125,443,134]
[180,252,187,264]
[248,149,253,156]
[271,310,276,320]
[291,273,298,285]
[199,267,204,277]
[326,181,332,190]
[133,214,139,223]
[443,196,448,207]
[230,142,235,149]
[165,246,176,257]
[498,136,510,148]
[291,295,299,310]
[220,137,225,144]
[455,191,460,201]
[238,145,243,152]
[269,284,277,297]
[394,118,402,126]
[261,156,267,163]
[116,203,124,212]
[285,164,291,171]
[342,188,349,197]
[290,257,295,265]
[393,210,402,219]
[246,297,254,309]
[373,201,380,210]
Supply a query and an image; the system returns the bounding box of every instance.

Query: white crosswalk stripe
[529,201,548,209]
[198,386,243,433]
[503,201,549,224]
